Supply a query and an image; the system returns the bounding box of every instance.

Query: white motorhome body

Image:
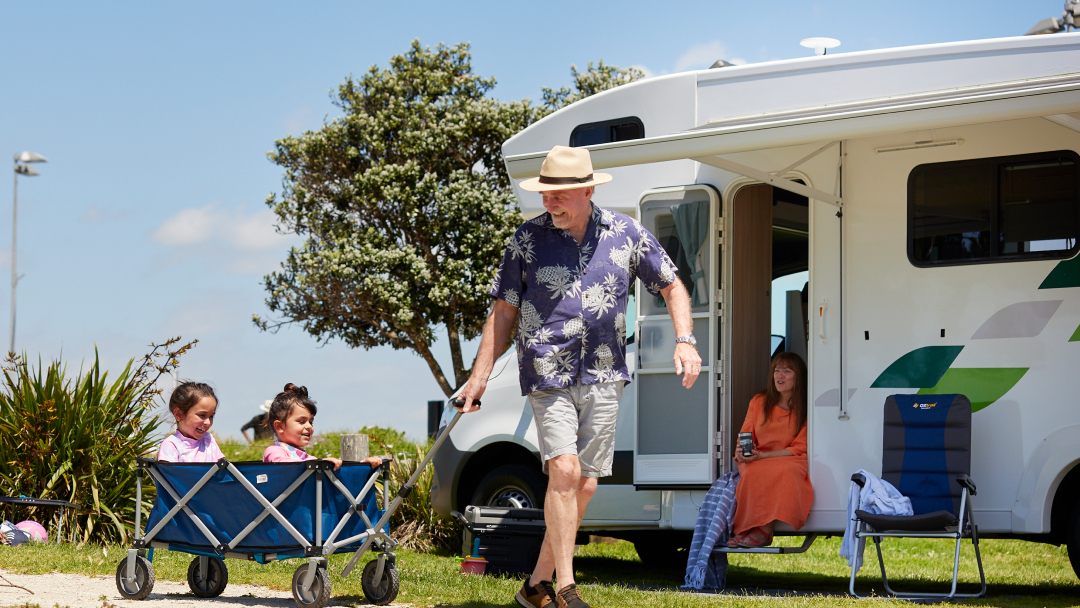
[430,32,1080,556]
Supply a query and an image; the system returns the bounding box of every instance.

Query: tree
[540,61,646,114]
[257,42,643,397]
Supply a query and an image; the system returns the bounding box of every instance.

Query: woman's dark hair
[264,383,317,429]
[761,351,808,431]
[169,382,217,420]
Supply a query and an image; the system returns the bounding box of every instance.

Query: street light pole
[11,152,47,354]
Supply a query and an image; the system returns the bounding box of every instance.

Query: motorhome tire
[1066,501,1080,579]
[470,464,546,509]
[630,531,693,568]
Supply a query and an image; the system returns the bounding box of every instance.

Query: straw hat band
[519,145,613,192]
[539,173,594,185]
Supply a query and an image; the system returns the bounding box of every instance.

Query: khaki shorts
[528,381,624,478]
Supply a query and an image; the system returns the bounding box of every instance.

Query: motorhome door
[634,185,719,486]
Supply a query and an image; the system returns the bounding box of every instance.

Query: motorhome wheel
[1067,503,1080,580]
[470,464,546,509]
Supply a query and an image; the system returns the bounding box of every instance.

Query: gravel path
[0,571,413,608]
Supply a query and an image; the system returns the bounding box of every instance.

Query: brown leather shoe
[515,579,556,608]
[555,584,591,608]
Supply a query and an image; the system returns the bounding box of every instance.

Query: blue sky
[0,1,1060,441]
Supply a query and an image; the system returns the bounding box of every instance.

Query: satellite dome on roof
[800,37,841,56]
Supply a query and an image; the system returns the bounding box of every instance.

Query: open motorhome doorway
[728,184,810,462]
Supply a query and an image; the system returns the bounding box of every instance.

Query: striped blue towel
[682,471,739,590]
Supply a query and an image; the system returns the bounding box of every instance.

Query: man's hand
[674,342,702,388]
[455,380,485,413]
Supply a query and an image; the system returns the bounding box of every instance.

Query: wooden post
[340,434,369,462]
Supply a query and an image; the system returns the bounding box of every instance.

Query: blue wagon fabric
[144,461,384,556]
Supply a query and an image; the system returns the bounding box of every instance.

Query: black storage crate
[457,506,546,575]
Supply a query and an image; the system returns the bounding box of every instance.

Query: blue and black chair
[848,393,986,600]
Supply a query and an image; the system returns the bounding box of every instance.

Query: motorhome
[429,32,1080,575]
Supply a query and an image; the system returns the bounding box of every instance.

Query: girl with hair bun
[262,383,383,469]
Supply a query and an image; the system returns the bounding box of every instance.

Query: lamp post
[11,152,47,354]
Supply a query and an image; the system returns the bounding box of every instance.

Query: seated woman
[727,352,813,548]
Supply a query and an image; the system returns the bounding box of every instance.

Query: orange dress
[732,394,814,536]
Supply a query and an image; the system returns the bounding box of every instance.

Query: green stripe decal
[870,345,964,388]
[1039,256,1080,289]
[917,368,1029,412]
[1071,323,1080,342]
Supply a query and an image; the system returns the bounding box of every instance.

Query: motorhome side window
[908,150,1080,266]
[569,117,644,147]
[640,190,711,313]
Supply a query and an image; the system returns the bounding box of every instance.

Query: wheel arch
[454,437,542,513]
[1012,424,1080,534]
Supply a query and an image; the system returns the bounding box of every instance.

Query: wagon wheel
[115,555,155,600]
[291,562,331,608]
[187,555,228,598]
[361,558,400,605]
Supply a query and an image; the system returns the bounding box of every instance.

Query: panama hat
[259,399,273,413]
[519,145,613,192]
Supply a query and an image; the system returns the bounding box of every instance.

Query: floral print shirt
[490,203,677,395]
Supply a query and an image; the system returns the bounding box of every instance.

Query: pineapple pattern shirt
[490,203,678,396]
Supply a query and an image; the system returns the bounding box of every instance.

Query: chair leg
[972,526,987,597]
[873,536,899,596]
[948,535,962,598]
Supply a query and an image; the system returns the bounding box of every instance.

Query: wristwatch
[675,334,697,347]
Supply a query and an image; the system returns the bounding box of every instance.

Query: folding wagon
[115,411,466,608]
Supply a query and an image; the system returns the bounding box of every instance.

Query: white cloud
[153,205,285,251]
[151,204,294,275]
[153,206,219,246]
[80,205,128,223]
[675,41,729,73]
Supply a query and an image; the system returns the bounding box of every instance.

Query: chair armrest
[851,473,867,488]
[956,474,977,496]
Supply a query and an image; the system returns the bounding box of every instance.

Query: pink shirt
[263,442,313,463]
[157,431,225,463]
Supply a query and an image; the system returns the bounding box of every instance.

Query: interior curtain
[671,199,709,307]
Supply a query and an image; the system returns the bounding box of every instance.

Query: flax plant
[0,338,195,544]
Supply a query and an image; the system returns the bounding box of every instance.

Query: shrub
[362,427,462,552]
[0,338,195,544]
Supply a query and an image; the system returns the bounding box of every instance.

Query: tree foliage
[257,41,644,397]
[541,61,646,113]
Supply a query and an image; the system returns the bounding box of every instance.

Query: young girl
[262,383,383,469]
[157,382,225,463]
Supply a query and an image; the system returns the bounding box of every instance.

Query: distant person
[240,400,274,444]
[262,383,384,469]
[727,352,814,548]
[157,382,225,463]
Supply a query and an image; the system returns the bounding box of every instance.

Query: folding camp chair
[848,393,986,600]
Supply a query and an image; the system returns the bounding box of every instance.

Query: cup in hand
[738,432,755,457]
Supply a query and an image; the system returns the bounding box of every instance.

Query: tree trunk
[447,310,467,388]
[414,338,455,397]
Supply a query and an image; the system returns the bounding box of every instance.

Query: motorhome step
[714,534,817,554]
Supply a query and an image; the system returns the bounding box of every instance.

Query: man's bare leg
[529,454,598,591]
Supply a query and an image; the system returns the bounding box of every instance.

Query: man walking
[457,145,701,608]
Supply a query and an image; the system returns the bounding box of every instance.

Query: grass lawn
[0,535,1076,607]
